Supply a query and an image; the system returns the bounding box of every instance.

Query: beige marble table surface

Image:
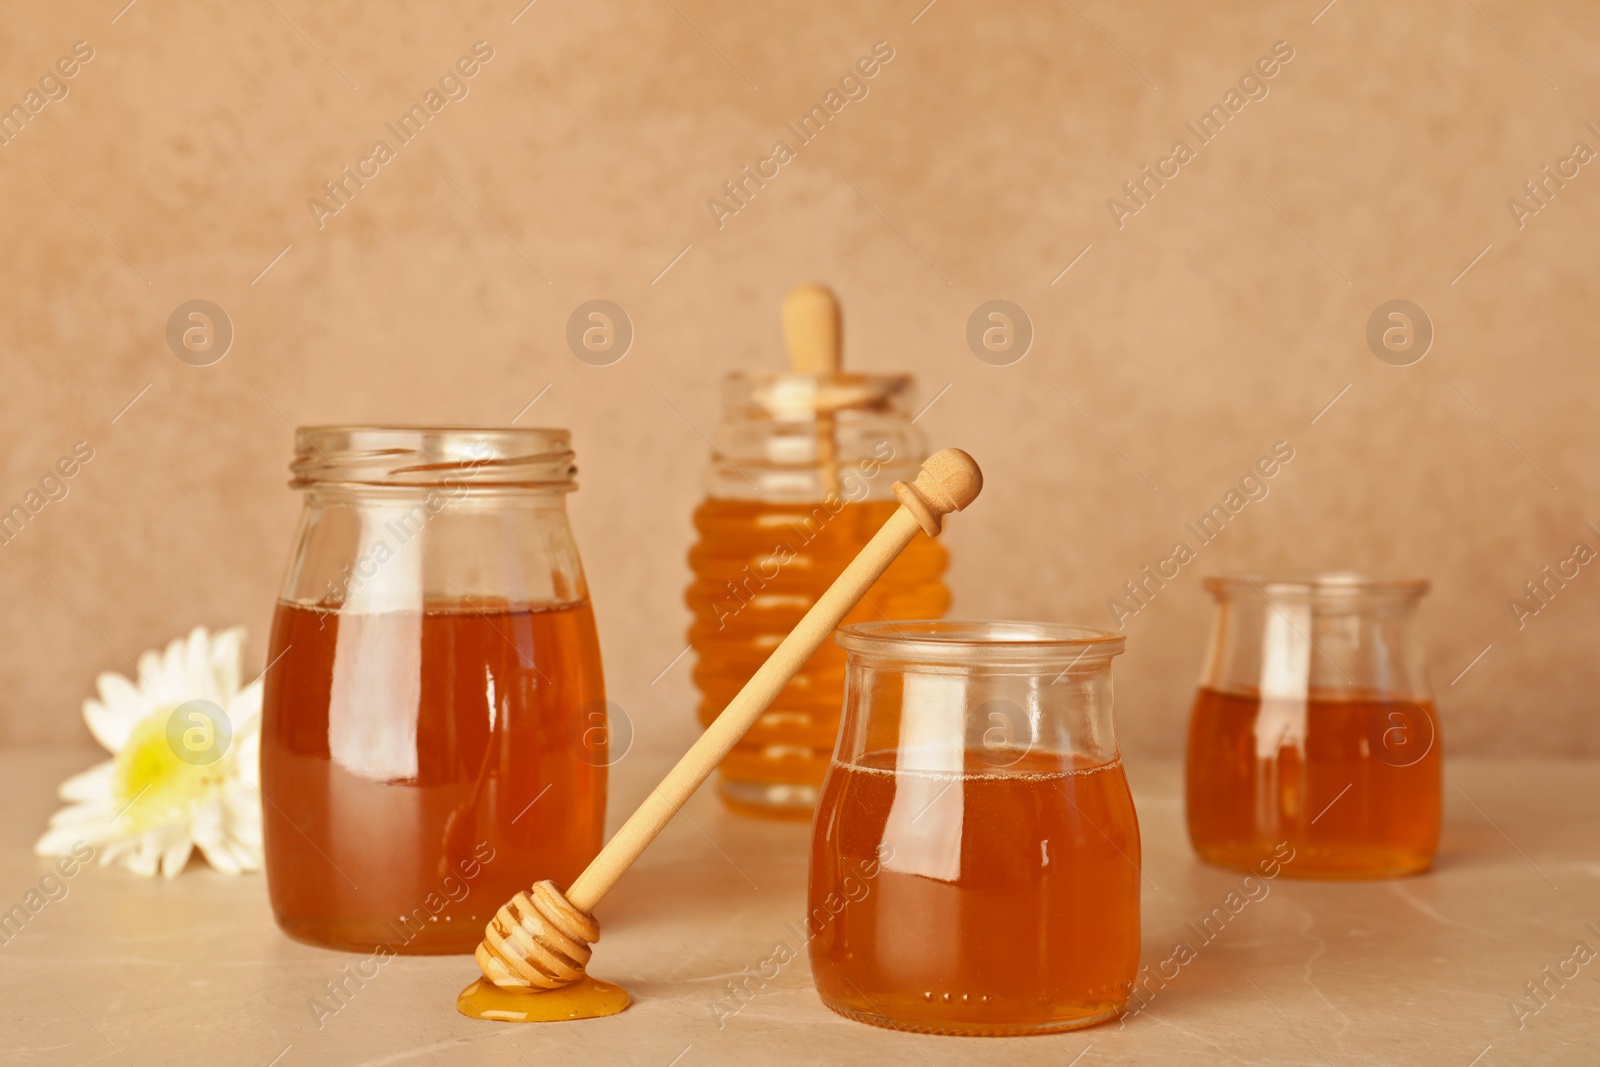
[2,749,1597,1066]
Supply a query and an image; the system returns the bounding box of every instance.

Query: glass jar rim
[836,620,1126,665]
[1203,571,1430,599]
[290,426,576,490]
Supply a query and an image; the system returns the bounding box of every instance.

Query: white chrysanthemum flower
[35,626,264,878]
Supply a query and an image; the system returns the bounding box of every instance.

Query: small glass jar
[1185,573,1440,879]
[809,621,1140,1036]
[686,373,950,817]
[261,427,607,954]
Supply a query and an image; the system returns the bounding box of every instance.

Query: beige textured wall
[2,0,1598,756]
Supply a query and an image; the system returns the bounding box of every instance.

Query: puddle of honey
[456,976,631,1023]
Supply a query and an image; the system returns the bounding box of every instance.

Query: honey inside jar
[685,365,954,819]
[810,620,1139,1035]
[809,749,1141,1035]
[262,598,606,953]
[1184,574,1440,880]
[687,497,948,816]
[262,427,608,954]
[1186,687,1440,878]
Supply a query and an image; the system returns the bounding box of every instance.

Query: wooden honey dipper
[782,283,844,495]
[473,447,983,993]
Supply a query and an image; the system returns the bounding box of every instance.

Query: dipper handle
[474,449,982,991]
[782,284,842,375]
[567,447,981,911]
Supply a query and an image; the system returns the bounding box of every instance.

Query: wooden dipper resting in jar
[782,282,843,492]
[462,447,983,1018]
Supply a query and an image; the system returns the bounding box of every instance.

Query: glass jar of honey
[261,427,607,953]
[686,322,950,818]
[1185,573,1440,879]
[809,621,1140,1035]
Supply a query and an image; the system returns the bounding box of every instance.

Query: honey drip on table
[456,976,630,1023]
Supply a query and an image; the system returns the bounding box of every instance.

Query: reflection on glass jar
[686,373,949,818]
[809,622,1140,1036]
[1185,573,1440,880]
[261,428,607,954]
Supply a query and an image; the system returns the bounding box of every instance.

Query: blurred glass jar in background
[685,374,950,818]
[1185,573,1440,879]
[261,427,607,953]
[809,621,1140,1035]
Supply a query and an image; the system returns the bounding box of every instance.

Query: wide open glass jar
[686,373,950,818]
[809,621,1140,1036]
[1185,573,1440,880]
[261,427,607,954]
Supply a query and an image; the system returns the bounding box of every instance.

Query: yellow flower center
[113,707,229,833]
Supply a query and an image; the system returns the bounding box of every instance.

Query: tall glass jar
[261,427,607,954]
[686,374,950,818]
[809,621,1140,1035]
[1185,573,1440,879]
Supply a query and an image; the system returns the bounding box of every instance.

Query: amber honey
[456,976,630,1023]
[687,498,948,816]
[261,598,606,954]
[808,749,1141,1035]
[1185,687,1441,879]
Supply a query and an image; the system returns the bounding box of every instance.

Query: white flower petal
[136,650,164,697]
[211,627,246,700]
[43,802,117,832]
[82,701,124,754]
[48,625,267,879]
[95,670,144,711]
[126,842,160,878]
[87,673,147,749]
[156,635,190,704]
[233,840,263,872]
[229,677,263,735]
[160,837,195,878]
[194,805,242,876]
[98,839,136,866]
[182,627,220,706]
[57,761,115,802]
[36,826,92,857]
[84,693,143,754]
[233,732,261,788]
[201,843,240,875]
